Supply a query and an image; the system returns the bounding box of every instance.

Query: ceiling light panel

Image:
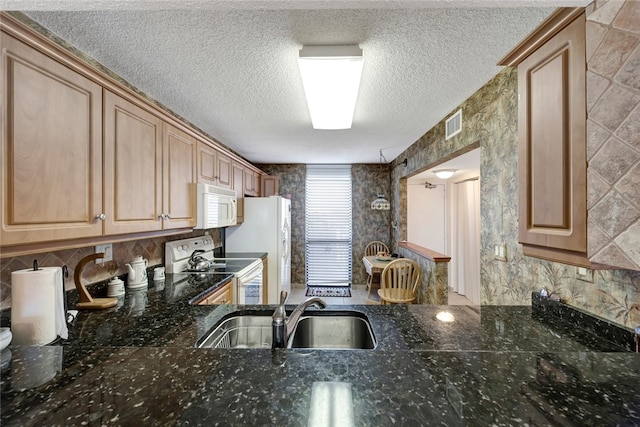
[298,45,364,130]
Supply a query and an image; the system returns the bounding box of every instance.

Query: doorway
[405,148,480,305]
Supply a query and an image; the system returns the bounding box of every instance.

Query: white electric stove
[165,236,264,304]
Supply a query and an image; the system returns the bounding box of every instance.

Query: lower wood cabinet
[196,281,233,305]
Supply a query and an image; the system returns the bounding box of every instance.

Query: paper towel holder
[73,253,118,310]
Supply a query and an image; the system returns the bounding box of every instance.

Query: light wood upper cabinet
[196,140,232,189]
[163,123,197,229]
[0,32,103,245]
[261,176,279,197]
[0,14,266,253]
[232,161,245,224]
[104,91,197,234]
[244,169,260,196]
[500,9,588,267]
[196,140,217,185]
[103,90,164,234]
[216,151,233,189]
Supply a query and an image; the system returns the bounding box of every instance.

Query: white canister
[152,267,165,281]
[107,278,125,297]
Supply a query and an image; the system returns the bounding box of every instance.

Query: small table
[362,256,393,303]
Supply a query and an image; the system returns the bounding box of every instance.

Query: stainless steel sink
[289,312,376,349]
[197,313,272,349]
[197,310,376,350]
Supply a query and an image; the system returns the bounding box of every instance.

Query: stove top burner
[166,236,260,275]
[182,268,220,274]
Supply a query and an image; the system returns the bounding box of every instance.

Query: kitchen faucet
[272,290,327,348]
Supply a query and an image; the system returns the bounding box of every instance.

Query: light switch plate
[95,244,112,264]
[494,244,507,262]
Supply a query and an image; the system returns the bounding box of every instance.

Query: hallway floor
[288,285,475,306]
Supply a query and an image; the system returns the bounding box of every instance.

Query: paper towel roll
[11,267,68,345]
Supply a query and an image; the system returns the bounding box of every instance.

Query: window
[305,165,352,286]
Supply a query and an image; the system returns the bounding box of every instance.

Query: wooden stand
[73,253,118,309]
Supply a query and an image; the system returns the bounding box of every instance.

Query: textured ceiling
[8,1,587,164]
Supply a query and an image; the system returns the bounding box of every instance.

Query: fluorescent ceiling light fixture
[298,45,364,130]
[433,169,457,179]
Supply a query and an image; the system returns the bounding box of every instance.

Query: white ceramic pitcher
[125,256,148,287]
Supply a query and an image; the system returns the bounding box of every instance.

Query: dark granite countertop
[1,280,638,426]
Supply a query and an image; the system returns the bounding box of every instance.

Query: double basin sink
[197,310,376,350]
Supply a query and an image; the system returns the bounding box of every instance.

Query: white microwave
[195,183,237,229]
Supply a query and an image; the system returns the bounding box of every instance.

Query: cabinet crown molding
[497,7,585,67]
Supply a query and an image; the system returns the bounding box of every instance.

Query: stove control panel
[165,236,217,273]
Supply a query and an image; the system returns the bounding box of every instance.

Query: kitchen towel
[11,266,68,345]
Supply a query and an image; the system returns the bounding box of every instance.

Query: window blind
[305,165,352,286]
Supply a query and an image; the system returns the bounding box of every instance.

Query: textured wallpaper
[390,66,639,329]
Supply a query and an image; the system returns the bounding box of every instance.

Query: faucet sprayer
[272,290,327,348]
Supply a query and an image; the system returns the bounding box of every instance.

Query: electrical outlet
[494,243,507,262]
[95,244,113,264]
[576,266,593,283]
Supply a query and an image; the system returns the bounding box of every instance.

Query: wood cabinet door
[232,161,245,223]
[197,140,231,189]
[244,169,258,196]
[518,14,587,257]
[0,33,103,245]
[216,151,232,189]
[103,90,163,235]
[261,176,279,197]
[196,140,217,185]
[254,173,261,196]
[196,282,232,305]
[163,123,196,229]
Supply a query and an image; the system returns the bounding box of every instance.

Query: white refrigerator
[226,196,291,304]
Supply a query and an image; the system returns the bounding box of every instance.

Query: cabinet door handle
[158,214,170,220]
[95,213,106,221]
